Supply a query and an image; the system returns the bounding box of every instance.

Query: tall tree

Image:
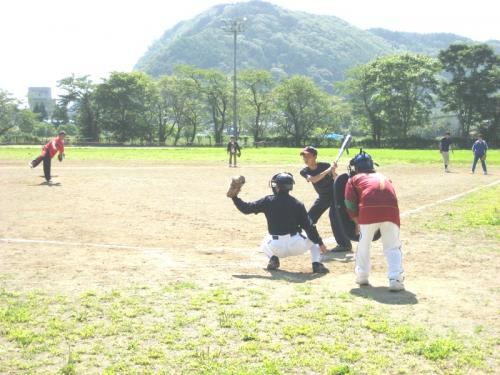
[339,65,386,146]
[340,54,440,144]
[32,102,48,121]
[158,75,202,145]
[94,72,156,143]
[177,65,231,144]
[438,43,500,139]
[239,69,274,141]
[0,90,21,136]
[51,103,69,128]
[273,75,332,146]
[58,75,99,141]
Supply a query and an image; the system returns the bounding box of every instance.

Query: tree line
[1,43,498,147]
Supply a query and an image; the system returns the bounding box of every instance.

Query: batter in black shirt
[300,146,352,251]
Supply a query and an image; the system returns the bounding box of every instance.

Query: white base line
[1,180,498,250]
[0,238,167,252]
[400,179,499,218]
[324,179,499,243]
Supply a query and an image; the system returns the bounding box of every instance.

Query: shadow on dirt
[321,250,355,264]
[31,181,62,187]
[350,285,418,305]
[233,269,327,283]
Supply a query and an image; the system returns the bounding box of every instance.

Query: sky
[1,0,499,103]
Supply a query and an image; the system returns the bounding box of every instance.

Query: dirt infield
[0,160,499,339]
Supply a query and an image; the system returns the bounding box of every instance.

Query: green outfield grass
[1,151,499,373]
[425,185,500,240]
[0,146,498,165]
[0,279,494,374]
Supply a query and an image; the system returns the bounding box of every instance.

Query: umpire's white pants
[261,233,321,263]
[355,222,404,281]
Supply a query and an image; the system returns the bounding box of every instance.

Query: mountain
[134,1,500,91]
[367,28,500,56]
[134,1,394,91]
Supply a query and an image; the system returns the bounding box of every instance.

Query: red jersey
[43,136,65,158]
[344,172,400,227]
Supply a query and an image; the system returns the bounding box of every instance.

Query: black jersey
[232,193,323,245]
[440,138,452,152]
[300,162,333,198]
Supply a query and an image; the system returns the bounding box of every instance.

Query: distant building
[27,87,55,119]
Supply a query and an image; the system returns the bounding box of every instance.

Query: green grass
[1,146,498,165]
[425,185,500,239]
[0,282,495,374]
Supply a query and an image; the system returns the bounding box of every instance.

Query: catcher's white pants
[261,233,321,263]
[355,222,404,281]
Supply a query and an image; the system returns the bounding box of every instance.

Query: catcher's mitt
[227,175,245,198]
[58,153,64,162]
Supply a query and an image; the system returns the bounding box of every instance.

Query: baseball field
[0,146,499,374]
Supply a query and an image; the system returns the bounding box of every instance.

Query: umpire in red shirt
[344,150,405,291]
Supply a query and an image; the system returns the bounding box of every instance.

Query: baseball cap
[300,146,317,156]
[58,130,66,135]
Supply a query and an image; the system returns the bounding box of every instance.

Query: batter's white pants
[261,233,321,263]
[355,222,404,281]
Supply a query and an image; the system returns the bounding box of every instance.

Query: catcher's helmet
[349,149,376,174]
[270,172,294,194]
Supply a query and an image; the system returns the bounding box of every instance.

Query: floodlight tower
[222,17,246,139]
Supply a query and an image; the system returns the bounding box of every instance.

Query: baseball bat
[334,134,352,163]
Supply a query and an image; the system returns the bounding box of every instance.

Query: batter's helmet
[270,172,295,194]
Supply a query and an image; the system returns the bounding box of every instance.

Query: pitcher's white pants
[355,222,404,281]
[261,233,321,263]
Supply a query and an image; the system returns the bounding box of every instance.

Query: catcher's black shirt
[232,193,324,245]
[300,162,333,198]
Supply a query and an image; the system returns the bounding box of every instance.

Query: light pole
[222,17,246,139]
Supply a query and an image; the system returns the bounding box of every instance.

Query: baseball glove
[480,155,486,161]
[237,151,241,157]
[227,175,245,198]
[58,153,64,162]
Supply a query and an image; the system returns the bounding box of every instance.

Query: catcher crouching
[344,150,405,291]
[227,173,329,273]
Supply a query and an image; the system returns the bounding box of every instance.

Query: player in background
[29,130,66,184]
[471,134,488,175]
[300,146,352,252]
[439,132,452,173]
[344,150,405,292]
[227,136,241,167]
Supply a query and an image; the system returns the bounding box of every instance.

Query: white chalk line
[0,238,168,253]
[400,179,499,218]
[324,179,500,243]
[1,179,498,251]
[1,164,305,170]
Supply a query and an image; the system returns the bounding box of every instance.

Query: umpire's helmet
[349,149,376,174]
[270,172,295,194]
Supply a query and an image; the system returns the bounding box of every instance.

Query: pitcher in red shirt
[344,150,405,291]
[29,131,66,184]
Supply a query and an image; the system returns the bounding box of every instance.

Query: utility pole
[222,17,246,139]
